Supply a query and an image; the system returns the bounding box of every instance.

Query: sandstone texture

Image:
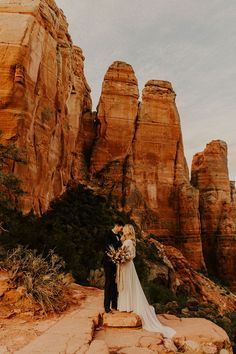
[90,71,205,270]
[103,311,142,328]
[0,1,235,292]
[163,316,233,354]
[0,0,93,213]
[163,244,236,315]
[90,60,139,201]
[86,339,109,354]
[1,284,232,354]
[96,311,233,354]
[89,63,236,286]
[133,80,204,269]
[132,80,182,235]
[191,140,236,290]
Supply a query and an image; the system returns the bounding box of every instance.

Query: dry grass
[0,246,72,313]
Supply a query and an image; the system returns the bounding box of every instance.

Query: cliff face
[90,63,236,282]
[90,67,205,270]
[192,140,236,290]
[0,0,93,213]
[90,61,139,200]
[0,1,235,288]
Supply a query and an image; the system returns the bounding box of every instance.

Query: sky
[56,0,236,181]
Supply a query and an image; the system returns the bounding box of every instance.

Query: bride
[117,224,176,338]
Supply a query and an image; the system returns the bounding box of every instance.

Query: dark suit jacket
[103,230,122,266]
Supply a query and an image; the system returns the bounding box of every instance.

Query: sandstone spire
[191,140,236,290]
[90,73,205,270]
[90,61,139,199]
[131,80,204,269]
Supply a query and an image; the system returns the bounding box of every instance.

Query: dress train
[117,240,176,338]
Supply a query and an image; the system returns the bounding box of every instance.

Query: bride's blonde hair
[123,224,136,244]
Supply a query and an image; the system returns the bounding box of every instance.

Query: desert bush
[144,282,176,305]
[214,312,236,353]
[0,184,235,350]
[0,185,130,284]
[0,245,70,313]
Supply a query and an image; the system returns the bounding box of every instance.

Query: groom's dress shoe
[105,308,112,313]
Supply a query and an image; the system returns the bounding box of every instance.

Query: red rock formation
[132,82,193,228]
[130,80,180,234]
[191,141,231,234]
[90,61,139,199]
[91,74,205,270]
[1,1,235,286]
[162,242,236,315]
[191,140,236,290]
[0,0,93,213]
[132,80,205,269]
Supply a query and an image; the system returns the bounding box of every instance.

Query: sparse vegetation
[0,183,235,350]
[0,246,70,313]
[0,185,131,283]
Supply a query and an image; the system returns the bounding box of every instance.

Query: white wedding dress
[117,239,176,338]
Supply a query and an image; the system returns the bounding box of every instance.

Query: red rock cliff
[90,66,205,270]
[0,0,93,213]
[90,60,139,199]
[191,140,236,290]
[1,2,235,284]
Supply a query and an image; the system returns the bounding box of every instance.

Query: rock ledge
[103,311,142,328]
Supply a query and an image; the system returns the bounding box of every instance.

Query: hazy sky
[56,0,236,181]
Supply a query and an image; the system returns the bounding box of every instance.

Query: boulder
[158,316,233,354]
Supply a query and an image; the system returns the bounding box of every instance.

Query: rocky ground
[0,284,100,353]
[98,312,232,354]
[0,279,233,354]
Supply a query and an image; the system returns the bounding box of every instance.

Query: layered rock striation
[90,70,205,270]
[90,60,139,201]
[0,0,93,213]
[0,1,235,287]
[191,140,236,290]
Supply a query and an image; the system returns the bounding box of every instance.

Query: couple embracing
[103,219,175,338]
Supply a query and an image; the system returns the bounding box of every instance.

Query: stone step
[103,311,142,328]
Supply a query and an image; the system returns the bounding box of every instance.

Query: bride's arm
[123,240,136,260]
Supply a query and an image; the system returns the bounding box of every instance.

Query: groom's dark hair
[114,218,125,226]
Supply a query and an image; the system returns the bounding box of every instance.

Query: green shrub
[0,185,129,284]
[0,184,235,351]
[175,286,189,308]
[214,312,236,353]
[144,282,176,305]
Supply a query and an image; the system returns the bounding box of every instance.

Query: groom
[103,219,124,313]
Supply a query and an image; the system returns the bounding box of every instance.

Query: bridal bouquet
[106,245,131,264]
